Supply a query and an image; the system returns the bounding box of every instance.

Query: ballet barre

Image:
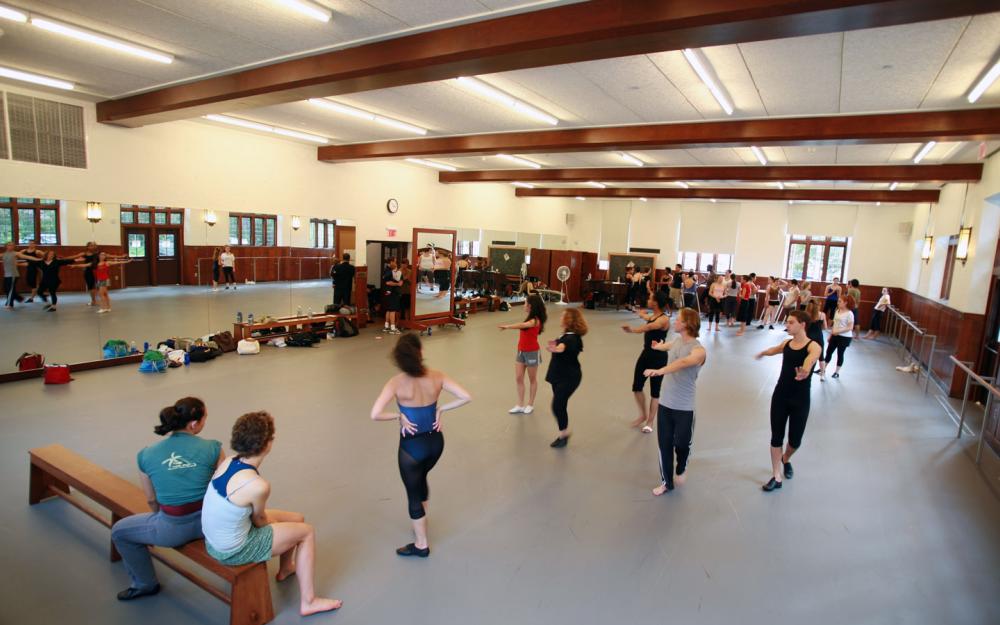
[950,357,999,465]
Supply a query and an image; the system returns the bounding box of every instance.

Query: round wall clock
[387,198,399,214]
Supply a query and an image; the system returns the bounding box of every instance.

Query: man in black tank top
[754,310,821,492]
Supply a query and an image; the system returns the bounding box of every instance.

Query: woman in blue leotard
[371,334,472,557]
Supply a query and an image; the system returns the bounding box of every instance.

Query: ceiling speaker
[898,221,913,237]
[565,213,575,226]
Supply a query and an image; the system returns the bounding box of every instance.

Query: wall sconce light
[956,226,972,264]
[921,235,933,262]
[291,216,301,231]
[86,202,103,223]
[204,210,217,226]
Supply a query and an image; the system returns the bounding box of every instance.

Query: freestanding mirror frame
[404,228,464,335]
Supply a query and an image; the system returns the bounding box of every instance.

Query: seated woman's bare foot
[276,565,296,582]
[652,484,671,496]
[300,598,342,616]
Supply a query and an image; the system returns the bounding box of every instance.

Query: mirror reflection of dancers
[370,335,472,557]
[210,247,221,291]
[622,291,671,433]
[20,242,44,302]
[643,308,707,495]
[90,252,131,313]
[755,310,821,492]
[16,250,86,311]
[499,294,547,415]
[433,249,451,299]
[545,308,588,448]
[418,246,435,289]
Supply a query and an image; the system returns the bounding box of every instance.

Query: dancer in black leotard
[804,300,828,379]
[755,310,821,492]
[545,308,588,448]
[17,250,85,311]
[370,334,471,557]
[622,291,671,433]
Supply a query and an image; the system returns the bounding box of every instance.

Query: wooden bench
[233,313,355,341]
[29,444,274,625]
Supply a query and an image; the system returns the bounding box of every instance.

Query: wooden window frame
[940,235,958,300]
[0,197,60,245]
[785,235,848,282]
[228,212,277,247]
[310,218,336,249]
[677,252,733,273]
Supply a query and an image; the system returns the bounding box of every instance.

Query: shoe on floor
[832,372,840,379]
[97,308,109,314]
[756,325,764,330]
[508,406,524,414]
[117,584,160,601]
[522,405,534,414]
[769,325,774,330]
[761,478,782,492]
[396,543,429,558]
[550,436,568,448]
[783,461,793,479]
[641,425,653,433]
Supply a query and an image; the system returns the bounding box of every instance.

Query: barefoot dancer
[202,411,342,616]
[644,308,707,496]
[622,291,671,433]
[370,334,472,557]
[500,293,547,415]
[755,310,822,492]
[545,308,588,448]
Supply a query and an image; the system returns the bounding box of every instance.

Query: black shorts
[84,270,96,291]
[385,291,401,312]
[632,349,668,397]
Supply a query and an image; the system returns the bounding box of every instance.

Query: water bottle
[237,311,243,324]
[248,313,254,324]
[308,307,313,317]
[143,341,149,352]
[297,305,303,317]
[184,352,190,366]
[130,340,137,354]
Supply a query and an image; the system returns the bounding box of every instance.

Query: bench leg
[230,564,274,625]
[110,513,122,562]
[29,463,69,505]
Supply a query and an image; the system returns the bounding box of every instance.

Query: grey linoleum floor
[1,286,999,625]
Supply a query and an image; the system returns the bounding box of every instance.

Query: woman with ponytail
[111,398,223,601]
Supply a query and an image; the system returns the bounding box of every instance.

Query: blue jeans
[111,510,203,589]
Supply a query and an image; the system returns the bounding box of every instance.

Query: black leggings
[870,309,884,331]
[824,335,852,367]
[770,391,810,448]
[707,297,722,324]
[632,350,667,397]
[38,280,59,305]
[398,432,444,520]
[823,298,838,322]
[222,267,235,285]
[657,405,694,488]
[550,375,581,431]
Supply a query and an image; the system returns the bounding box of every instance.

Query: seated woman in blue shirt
[111,397,223,601]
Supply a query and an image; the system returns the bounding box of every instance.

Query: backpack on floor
[188,345,222,362]
[17,352,44,371]
[210,331,237,353]
[237,339,260,355]
[286,332,319,347]
[102,340,130,359]
[138,350,167,373]
[335,317,358,338]
[43,364,72,384]
[166,350,185,367]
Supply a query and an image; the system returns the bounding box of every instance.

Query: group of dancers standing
[3,241,128,312]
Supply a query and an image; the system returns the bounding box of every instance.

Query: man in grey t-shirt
[3,242,24,308]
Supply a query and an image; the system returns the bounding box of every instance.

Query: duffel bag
[43,364,72,384]
[103,339,130,359]
[210,331,236,353]
[237,339,260,355]
[336,317,359,338]
[139,350,167,373]
[17,352,44,370]
[286,332,319,347]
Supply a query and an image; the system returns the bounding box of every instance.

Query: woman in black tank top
[623,291,671,432]
[804,300,827,379]
[755,310,822,492]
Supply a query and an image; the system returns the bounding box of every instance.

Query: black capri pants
[398,432,444,520]
[770,392,810,449]
[632,349,668,397]
[550,374,581,431]
[824,335,852,367]
[870,309,884,331]
[434,269,450,292]
[707,297,722,324]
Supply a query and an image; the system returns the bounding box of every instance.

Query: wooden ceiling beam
[515,187,939,203]
[97,0,1000,127]
[438,164,983,184]
[318,108,1000,161]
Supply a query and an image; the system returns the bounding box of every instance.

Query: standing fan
[556,265,571,305]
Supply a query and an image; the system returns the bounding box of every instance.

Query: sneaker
[522,405,534,414]
[47,306,57,312]
[97,308,109,314]
[550,436,569,448]
[832,372,840,379]
[117,584,161,601]
[382,326,389,333]
[769,325,774,330]
[87,302,95,306]
[390,329,401,335]
[42,304,51,311]
[224,286,229,290]
[756,325,764,330]
[508,406,524,414]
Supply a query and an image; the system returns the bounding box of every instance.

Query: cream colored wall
[846,204,914,287]
[628,200,680,260]
[733,201,788,275]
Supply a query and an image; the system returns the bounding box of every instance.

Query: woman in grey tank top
[644,308,707,496]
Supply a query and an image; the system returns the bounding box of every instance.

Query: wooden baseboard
[0,354,144,384]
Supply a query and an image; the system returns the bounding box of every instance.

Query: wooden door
[154,228,181,284]
[124,228,152,286]
[336,226,357,257]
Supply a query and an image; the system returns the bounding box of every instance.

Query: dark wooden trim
[514,187,939,203]
[320,108,1000,161]
[97,0,999,127]
[440,164,984,184]
[0,354,143,384]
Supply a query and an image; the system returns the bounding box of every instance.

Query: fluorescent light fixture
[575,196,586,201]
[510,182,535,189]
[31,17,173,64]
[639,197,648,202]
[204,114,328,143]
[0,65,73,90]
[619,152,644,167]
[586,181,606,188]
[876,201,881,206]
[921,235,933,261]
[0,4,27,22]
[406,158,457,172]
[912,141,937,163]
[682,48,734,115]
[710,198,718,203]
[956,226,972,263]
[455,76,559,125]
[750,146,768,165]
[675,181,689,189]
[775,181,785,189]
[967,59,1000,103]
[495,154,542,169]
[274,0,331,22]
[308,98,427,135]
[889,181,899,191]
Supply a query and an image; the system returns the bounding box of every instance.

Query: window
[0,197,60,244]
[158,233,176,258]
[940,236,958,300]
[785,234,848,282]
[127,233,146,258]
[311,219,336,248]
[677,252,732,273]
[119,205,183,229]
[229,213,277,246]
[458,240,481,256]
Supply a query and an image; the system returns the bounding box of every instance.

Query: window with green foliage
[0,197,60,245]
[229,213,276,246]
[785,235,848,282]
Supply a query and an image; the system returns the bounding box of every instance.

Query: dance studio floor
[1,294,998,625]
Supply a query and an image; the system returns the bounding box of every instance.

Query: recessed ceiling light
[0,65,73,90]
[510,182,535,189]
[967,59,1000,103]
[682,48,734,115]
[405,158,457,172]
[619,152,644,167]
[273,0,331,22]
[495,154,542,169]
[912,141,937,164]
[308,98,427,135]
[204,114,328,143]
[455,76,559,125]
[586,181,606,188]
[31,17,173,63]
[0,3,27,22]
[750,146,768,165]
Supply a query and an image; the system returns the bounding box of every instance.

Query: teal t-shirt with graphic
[137,433,222,506]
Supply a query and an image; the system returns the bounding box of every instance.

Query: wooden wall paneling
[528,248,551,282]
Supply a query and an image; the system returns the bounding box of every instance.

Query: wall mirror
[411,228,456,320]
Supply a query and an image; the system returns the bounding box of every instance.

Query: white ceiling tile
[738,33,842,115]
[921,13,1000,109]
[841,17,969,112]
[633,150,703,166]
[781,146,839,164]
[834,144,896,164]
[567,56,701,123]
[361,0,490,27]
[685,148,749,165]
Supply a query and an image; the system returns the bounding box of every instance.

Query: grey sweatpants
[111,510,203,589]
